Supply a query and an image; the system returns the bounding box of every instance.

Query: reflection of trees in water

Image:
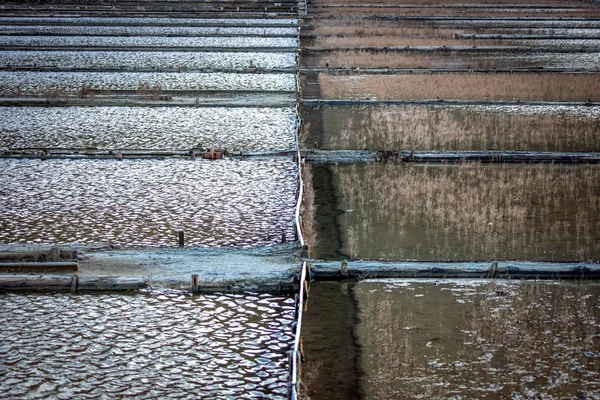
[358,282,600,399]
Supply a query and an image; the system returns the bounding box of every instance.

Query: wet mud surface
[0,106,297,151]
[0,291,295,399]
[0,158,298,248]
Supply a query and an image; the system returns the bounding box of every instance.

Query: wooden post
[191,274,199,293]
[281,231,287,243]
[70,273,78,294]
[178,230,185,247]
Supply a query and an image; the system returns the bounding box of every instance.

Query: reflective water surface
[0,35,297,48]
[0,158,297,247]
[0,106,297,151]
[355,279,600,399]
[0,25,298,36]
[0,291,294,399]
[0,50,295,70]
[302,104,600,152]
[0,71,295,94]
[311,163,600,261]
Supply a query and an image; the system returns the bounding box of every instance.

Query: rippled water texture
[0,106,297,151]
[0,71,296,94]
[0,50,296,70]
[355,280,600,399]
[0,158,298,247]
[0,35,298,48]
[0,25,298,36]
[0,291,294,399]
[0,17,299,26]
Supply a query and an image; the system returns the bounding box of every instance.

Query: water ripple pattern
[0,51,296,70]
[0,291,295,399]
[0,106,297,151]
[0,25,298,36]
[0,35,298,48]
[0,17,299,26]
[0,71,296,93]
[0,158,298,247]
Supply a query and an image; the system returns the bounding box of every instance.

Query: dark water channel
[0,291,294,399]
[303,280,600,399]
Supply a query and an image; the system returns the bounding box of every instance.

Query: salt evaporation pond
[354,280,600,399]
[0,106,297,151]
[0,50,296,70]
[0,25,298,36]
[0,291,294,399]
[0,35,298,48]
[301,280,600,400]
[0,71,296,94]
[0,17,299,26]
[0,158,297,247]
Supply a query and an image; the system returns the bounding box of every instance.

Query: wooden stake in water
[178,230,185,247]
[191,274,199,293]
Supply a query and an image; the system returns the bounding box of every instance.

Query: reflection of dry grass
[313,37,488,47]
[331,105,600,152]
[301,163,317,252]
[318,72,600,101]
[299,360,323,400]
[337,163,600,261]
[357,281,600,398]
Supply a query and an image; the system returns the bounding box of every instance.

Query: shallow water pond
[0,158,298,247]
[0,25,298,36]
[302,104,600,152]
[355,279,600,399]
[0,17,299,26]
[311,163,600,261]
[0,50,296,70]
[302,280,600,399]
[0,35,297,48]
[0,291,295,399]
[0,106,297,151]
[0,71,296,94]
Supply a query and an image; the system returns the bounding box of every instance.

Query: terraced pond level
[0,291,295,399]
[0,106,297,151]
[303,280,600,400]
[0,158,298,248]
[302,104,600,152]
[311,163,600,261]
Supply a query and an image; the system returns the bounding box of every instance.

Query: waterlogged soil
[0,71,296,95]
[0,35,297,48]
[354,279,600,399]
[0,25,298,36]
[302,104,600,152]
[0,50,296,70]
[311,163,600,261]
[0,106,297,151]
[0,158,298,248]
[0,291,295,399]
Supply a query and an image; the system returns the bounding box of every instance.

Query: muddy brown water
[0,290,295,399]
[302,280,600,399]
[302,104,600,152]
[310,163,600,262]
